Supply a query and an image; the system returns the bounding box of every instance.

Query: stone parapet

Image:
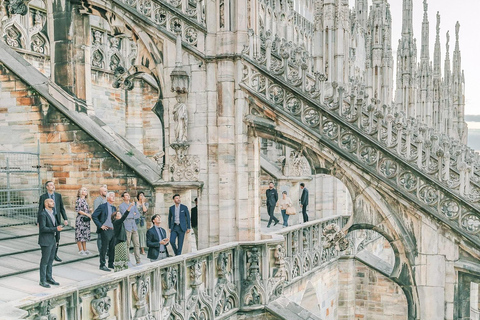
[4,215,349,320]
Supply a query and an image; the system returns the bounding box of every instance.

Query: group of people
[265,182,309,228]
[36,181,199,288]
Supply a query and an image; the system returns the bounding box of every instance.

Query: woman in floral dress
[136,192,149,255]
[75,187,92,255]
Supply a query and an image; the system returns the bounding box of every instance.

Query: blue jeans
[281,209,289,227]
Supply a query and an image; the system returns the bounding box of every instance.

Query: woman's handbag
[286,206,296,215]
[81,215,91,222]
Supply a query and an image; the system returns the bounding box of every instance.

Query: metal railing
[0,143,41,227]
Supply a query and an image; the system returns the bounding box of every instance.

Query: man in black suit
[38,181,68,262]
[38,198,63,288]
[300,182,309,223]
[168,194,191,256]
[147,214,170,262]
[266,182,279,228]
[92,191,116,271]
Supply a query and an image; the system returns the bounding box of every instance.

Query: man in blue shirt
[119,192,141,265]
[147,214,170,261]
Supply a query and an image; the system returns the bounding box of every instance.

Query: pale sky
[348,0,480,115]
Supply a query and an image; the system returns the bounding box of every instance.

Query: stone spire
[394,0,417,117]
[452,22,467,143]
[452,22,462,81]
[433,12,441,80]
[417,0,432,125]
[355,0,368,31]
[444,31,451,84]
[401,0,414,36]
[420,0,429,62]
[432,12,442,130]
[365,0,393,106]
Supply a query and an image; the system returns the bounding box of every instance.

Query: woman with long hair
[136,192,149,255]
[112,201,134,272]
[75,187,91,255]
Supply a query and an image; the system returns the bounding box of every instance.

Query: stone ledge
[266,297,321,320]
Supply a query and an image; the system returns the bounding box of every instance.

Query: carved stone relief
[91,287,112,320]
[214,252,238,317]
[132,274,155,320]
[186,259,213,320]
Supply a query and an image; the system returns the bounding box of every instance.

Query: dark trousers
[99,229,115,267]
[170,224,185,256]
[54,229,61,255]
[39,243,56,283]
[281,209,289,227]
[302,205,308,223]
[267,204,279,226]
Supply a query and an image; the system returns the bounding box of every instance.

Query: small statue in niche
[173,94,188,143]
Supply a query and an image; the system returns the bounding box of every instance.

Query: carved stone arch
[244,108,418,318]
[91,48,105,68]
[250,124,355,210]
[79,0,169,167]
[79,0,166,93]
[30,31,49,54]
[345,191,419,320]
[3,21,27,48]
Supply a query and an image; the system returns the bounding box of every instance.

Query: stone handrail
[240,50,480,246]
[110,0,206,52]
[7,215,349,320]
[244,29,480,195]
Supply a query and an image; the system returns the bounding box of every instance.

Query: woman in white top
[278,191,293,227]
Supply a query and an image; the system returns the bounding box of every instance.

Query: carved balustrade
[110,0,206,52]
[10,215,348,319]
[243,28,480,195]
[240,32,480,246]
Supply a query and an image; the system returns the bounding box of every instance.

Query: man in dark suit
[92,191,116,271]
[168,194,191,256]
[300,182,309,223]
[38,181,69,262]
[147,214,170,261]
[38,198,63,288]
[266,182,279,227]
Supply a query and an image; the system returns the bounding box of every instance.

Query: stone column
[50,0,91,112]
[415,218,453,319]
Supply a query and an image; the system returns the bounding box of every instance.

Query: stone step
[0,225,100,278]
[0,224,39,240]
[0,241,100,278]
[0,228,97,258]
[266,297,322,320]
[0,215,37,228]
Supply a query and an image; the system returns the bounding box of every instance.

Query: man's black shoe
[99,266,111,272]
[47,279,60,286]
[39,282,51,288]
[274,220,279,226]
[54,255,62,262]
[108,265,114,269]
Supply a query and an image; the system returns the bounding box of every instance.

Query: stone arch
[78,0,169,163]
[79,0,167,93]
[245,111,419,319]
[345,190,419,320]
